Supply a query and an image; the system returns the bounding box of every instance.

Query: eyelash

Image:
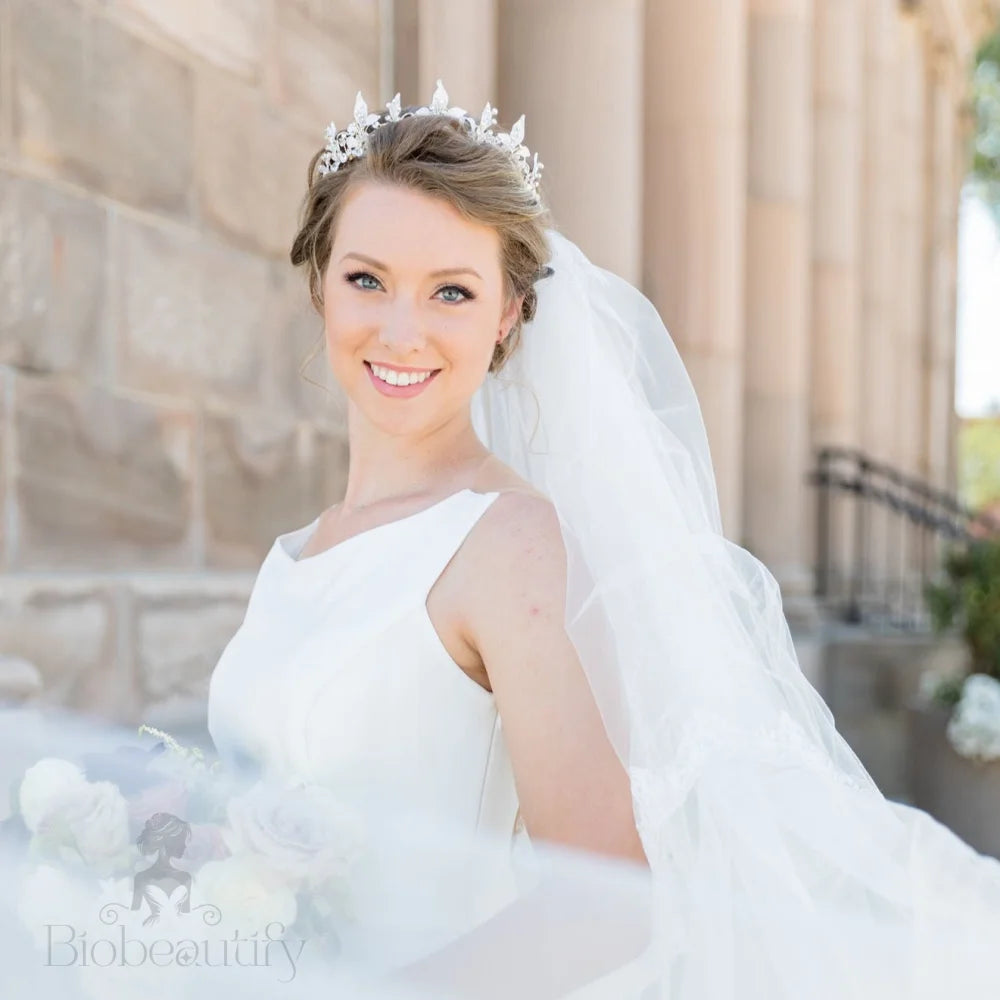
[344,271,476,304]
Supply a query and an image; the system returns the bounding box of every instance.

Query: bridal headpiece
[317,79,544,198]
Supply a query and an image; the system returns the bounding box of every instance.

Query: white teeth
[370,363,434,387]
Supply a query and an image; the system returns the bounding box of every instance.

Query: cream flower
[33,779,135,877]
[193,853,297,936]
[18,757,88,832]
[223,780,367,891]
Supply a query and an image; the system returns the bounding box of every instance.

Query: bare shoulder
[478,488,565,570]
[460,487,568,638]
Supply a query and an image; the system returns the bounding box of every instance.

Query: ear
[498,293,526,343]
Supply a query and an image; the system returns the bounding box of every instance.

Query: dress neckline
[276,488,501,566]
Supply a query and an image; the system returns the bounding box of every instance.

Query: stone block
[0,578,129,717]
[196,67,316,257]
[104,0,267,79]
[114,216,268,401]
[0,0,12,154]
[13,375,195,569]
[261,261,346,428]
[131,578,252,730]
[0,367,8,568]
[203,409,329,568]
[12,0,194,215]
[0,172,108,377]
[268,0,381,133]
[0,655,43,702]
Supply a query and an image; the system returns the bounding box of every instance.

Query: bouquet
[1,724,368,995]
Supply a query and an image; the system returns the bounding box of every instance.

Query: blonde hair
[289,110,553,374]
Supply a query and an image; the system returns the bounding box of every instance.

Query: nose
[378,298,427,356]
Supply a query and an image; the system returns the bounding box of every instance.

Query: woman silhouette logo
[130,812,192,927]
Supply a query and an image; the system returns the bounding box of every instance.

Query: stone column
[642,0,748,539]
[744,0,816,616]
[859,0,899,466]
[416,0,497,110]
[894,13,931,616]
[856,0,900,610]
[810,0,863,453]
[894,16,930,477]
[498,0,643,283]
[924,52,963,494]
[809,0,864,598]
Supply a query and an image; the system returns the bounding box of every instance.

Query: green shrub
[924,539,1000,705]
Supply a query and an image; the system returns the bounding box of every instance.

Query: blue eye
[343,271,475,304]
[438,285,474,304]
[345,271,382,291]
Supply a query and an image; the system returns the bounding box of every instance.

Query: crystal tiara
[316,79,544,198]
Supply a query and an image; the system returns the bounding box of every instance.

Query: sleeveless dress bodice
[206,489,530,963]
[207,488,520,841]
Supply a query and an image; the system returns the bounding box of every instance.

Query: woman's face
[322,181,522,434]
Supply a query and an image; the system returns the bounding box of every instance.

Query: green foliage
[958,418,1000,509]
[971,23,1000,217]
[925,539,1000,687]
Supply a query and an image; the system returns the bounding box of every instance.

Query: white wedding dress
[207,489,530,963]
[205,486,656,997]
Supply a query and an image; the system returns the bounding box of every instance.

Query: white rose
[224,780,367,890]
[33,779,134,876]
[948,673,1000,762]
[193,854,298,936]
[18,757,88,832]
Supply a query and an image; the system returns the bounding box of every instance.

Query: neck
[340,405,491,511]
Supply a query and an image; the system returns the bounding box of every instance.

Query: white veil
[469,227,1000,996]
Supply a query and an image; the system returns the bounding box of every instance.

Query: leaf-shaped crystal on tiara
[509,115,524,147]
[430,79,449,114]
[317,79,544,198]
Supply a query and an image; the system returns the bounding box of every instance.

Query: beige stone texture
[643,0,747,539]
[13,375,195,570]
[499,0,643,283]
[0,367,8,569]
[0,578,129,718]
[744,0,815,602]
[418,0,496,110]
[203,409,342,569]
[0,171,108,378]
[103,0,268,80]
[260,262,345,430]
[131,578,253,729]
[0,0,12,155]
[860,0,901,466]
[114,215,270,403]
[894,17,930,481]
[268,0,381,134]
[195,66,317,258]
[12,0,194,217]
[809,0,864,586]
[923,61,962,492]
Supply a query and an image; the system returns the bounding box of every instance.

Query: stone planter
[905,698,1000,860]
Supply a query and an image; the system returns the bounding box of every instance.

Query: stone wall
[0,0,381,727]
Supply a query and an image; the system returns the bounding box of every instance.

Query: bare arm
[387,493,652,997]
[464,492,647,866]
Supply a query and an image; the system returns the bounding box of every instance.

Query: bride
[6,80,1000,999]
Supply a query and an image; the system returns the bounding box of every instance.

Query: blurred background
[1,1,1000,853]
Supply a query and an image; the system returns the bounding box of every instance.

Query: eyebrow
[338,252,483,281]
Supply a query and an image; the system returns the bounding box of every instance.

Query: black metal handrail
[808,447,1000,629]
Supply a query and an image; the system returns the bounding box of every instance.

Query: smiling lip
[364,360,441,398]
